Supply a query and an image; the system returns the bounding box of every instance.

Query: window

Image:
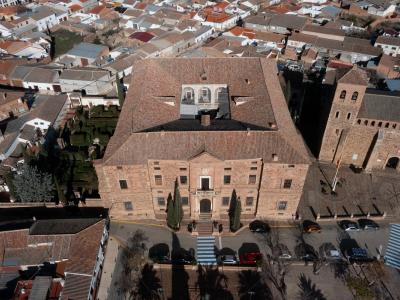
[180,167,187,171]
[222,197,230,206]
[351,92,358,101]
[199,87,211,103]
[364,120,368,126]
[157,197,165,206]
[223,175,231,184]
[119,180,128,189]
[248,175,256,184]
[283,179,292,189]
[181,197,189,206]
[180,176,187,184]
[335,129,340,136]
[340,90,346,99]
[245,197,254,206]
[378,122,382,127]
[117,166,123,170]
[250,167,257,170]
[124,201,133,211]
[154,161,159,165]
[393,124,397,129]
[154,167,161,170]
[277,201,287,210]
[335,111,340,118]
[357,119,361,124]
[155,175,162,185]
[347,113,351,120]
[224,167,232,171]
[371,121,375,126]
[385,122,389,128]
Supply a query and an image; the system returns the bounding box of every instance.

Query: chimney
[201,114,211,127]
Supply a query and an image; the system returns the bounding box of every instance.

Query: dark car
[296,243,318,262]
[358,219,379,230]
[249,220,270,233]
[149,243,170,263]
[217,254,238,265]
[339,220,360,232]
[346,248,375,264]
[302,220,321,233]
[239,252,263,265]
[171,248,196,265]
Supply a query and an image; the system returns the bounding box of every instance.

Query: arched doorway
[200,199,211,213]
[386,157,399,170]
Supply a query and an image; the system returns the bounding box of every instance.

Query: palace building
[94,58,311,222]
[319,66,400,172]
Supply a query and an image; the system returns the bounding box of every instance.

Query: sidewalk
[298,163,400,221]
[96,236,120,300]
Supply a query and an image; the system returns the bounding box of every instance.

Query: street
[110,220,391,261]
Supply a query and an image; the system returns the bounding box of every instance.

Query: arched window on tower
[340,90,346,99]
[351,92,358,101]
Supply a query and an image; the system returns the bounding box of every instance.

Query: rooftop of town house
[100,57,311,166]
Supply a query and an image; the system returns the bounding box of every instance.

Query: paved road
[110,220,391,261]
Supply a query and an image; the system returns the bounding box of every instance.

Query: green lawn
[53,30,84,57]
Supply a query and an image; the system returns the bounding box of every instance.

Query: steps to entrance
[196,222,213,235]
[196,236,217,265]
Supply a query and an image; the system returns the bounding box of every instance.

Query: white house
[374,36,400,57]
[31,6,59,31]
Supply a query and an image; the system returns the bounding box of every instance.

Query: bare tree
[259,223,290,300]
[117,230,149,299]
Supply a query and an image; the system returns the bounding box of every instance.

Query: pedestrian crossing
[385,223,400,269]
[196,236,217,265]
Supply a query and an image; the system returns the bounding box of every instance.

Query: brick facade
[95,154,309,221]
[319,67,400,172]
[95,58,311,222]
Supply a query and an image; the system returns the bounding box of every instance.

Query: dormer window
[340,90,346,100]
[199,87,211,103]
[351,92,358,101]
[182,87,194,105]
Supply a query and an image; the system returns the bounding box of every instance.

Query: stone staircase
[196,222,213,235]
[196,236,217,265]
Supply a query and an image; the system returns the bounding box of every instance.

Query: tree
[166,193,176,229]
[166,179,183,230]
[297,273,326,300]
[54,176,66,204]
[117,230,149,299]
[13,165,54,202]
[116,73,125,107]
[346,276,374,300]
[173,179,183,228]
[229,190,241,232]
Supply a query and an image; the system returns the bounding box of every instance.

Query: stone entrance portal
[200,199,211,213]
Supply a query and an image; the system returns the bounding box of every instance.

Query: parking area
[110,219,391,263]
[107,219,399,299]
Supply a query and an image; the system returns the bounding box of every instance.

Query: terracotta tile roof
[61,274,92,300]
[69,4,82,12]
[205,11,231,23]
[134,2,147,10]
[101,58,311,165]
[89,5,107,14]
[337,65,369,86]
[129,31,154,42]
[229,26,255,38]
[375,35,400,47]
[0,90,24,105]
[65,220,104,274]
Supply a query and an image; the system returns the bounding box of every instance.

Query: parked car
[272,243,292,260]
[171,248,196,265]
[239,252,263,265]
[339,220,360,231]
[217,254,238,265]
[249,220,270,233]
[319,243,342,261]
[346,248,375,264]
[302,220,321,233]
[296,243,318,262]
[358,219,379,230]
